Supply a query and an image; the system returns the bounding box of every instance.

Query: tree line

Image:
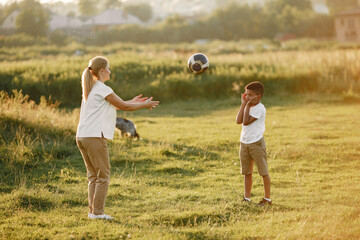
[0,0,358,46]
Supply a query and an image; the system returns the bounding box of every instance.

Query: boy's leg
[240,143,253,199]
[262,175,271,199]
[244,173,252,199]
[250,138,271,200]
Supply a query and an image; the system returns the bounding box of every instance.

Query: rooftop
[335,7,360,17]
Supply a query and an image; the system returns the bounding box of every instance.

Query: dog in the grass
[115,118,140,140]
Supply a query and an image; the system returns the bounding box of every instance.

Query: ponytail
[81,56,109,101]
[81,67,95,101]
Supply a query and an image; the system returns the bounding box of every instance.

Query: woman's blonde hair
[81,56,109,101]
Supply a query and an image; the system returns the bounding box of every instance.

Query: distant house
[84,9,142,31]
[335,7,360,42]
[50,14,83,31]
[1,9,142,34]
[1,10,20,29]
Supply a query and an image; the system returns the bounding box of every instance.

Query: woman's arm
[125,94,148,104]
[105,93,158,111]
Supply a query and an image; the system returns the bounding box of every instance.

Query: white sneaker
[88,213,114,220]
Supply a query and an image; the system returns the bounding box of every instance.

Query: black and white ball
[188,53,209,74]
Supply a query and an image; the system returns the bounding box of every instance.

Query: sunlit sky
[0,0,136,4]
[0,0,76,4]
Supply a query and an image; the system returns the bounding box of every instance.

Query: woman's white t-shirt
[76,81,117,140]
[240,102,266,144]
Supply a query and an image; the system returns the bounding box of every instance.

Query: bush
[0,33,46,47]
[49,30,69,46]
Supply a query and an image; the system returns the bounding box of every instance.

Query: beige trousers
[76,137,110,215]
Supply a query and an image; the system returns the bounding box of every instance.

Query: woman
[76,56,159,220]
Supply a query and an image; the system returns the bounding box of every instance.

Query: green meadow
[1,92,360,239]
[1,41,360,239]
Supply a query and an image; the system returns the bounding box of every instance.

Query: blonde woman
[76,56,159,220]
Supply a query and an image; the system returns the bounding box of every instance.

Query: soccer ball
[188,53,209,74]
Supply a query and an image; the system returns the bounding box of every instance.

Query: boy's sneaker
[88,213,114,220]
[243,196,251,202]
[258,198,272,206]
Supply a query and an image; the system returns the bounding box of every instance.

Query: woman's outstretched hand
[145,97,159,110]
[131,94,148,103]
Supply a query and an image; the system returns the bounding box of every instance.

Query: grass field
[1,92,359,239]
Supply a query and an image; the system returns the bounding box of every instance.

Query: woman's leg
[80,138,110,215]
[77,138,97,214]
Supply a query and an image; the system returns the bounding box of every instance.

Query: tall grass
[1,42,360,107]
[0,90,78,186]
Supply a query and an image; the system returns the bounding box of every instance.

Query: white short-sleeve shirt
[240,102,266,144]
[76,81,117,140]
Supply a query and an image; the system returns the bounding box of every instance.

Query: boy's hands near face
[247,96,259,106]
[241,92,248,104]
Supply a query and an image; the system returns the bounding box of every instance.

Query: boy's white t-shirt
[240,102,266,144]
[76,81,117,140]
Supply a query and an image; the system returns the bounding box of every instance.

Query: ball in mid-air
[188,53,209,74]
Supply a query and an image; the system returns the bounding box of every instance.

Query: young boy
[236,81,271,206]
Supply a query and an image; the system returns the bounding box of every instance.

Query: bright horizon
[0,0,76,4]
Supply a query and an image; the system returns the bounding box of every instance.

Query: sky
[0,0,75,4]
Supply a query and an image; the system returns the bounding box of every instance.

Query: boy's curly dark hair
[245,81,264,97]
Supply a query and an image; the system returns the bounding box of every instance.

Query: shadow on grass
[44,184,65,194]
[153,166,204,176]
[13,193,55,212]
[148,202,292,229]
[0,186,13,193]
[151,212,232,228]
[61,199,86,207]
[110,138,218,178]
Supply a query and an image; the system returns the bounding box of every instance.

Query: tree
[152,15,191,42]
[298,13,334,38]
[326,0,358,15]
[276,5,303,34]
[49,29,68,46]
[103,0,122,10]
[78,0,98,17]
[124,3,152,22]
[16,0,49,37]
[205,2,266,40]
[0,6,3,24]
[262,0,317,37]
[267,0,312,12]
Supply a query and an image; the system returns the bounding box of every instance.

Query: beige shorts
[240,137,268,176]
